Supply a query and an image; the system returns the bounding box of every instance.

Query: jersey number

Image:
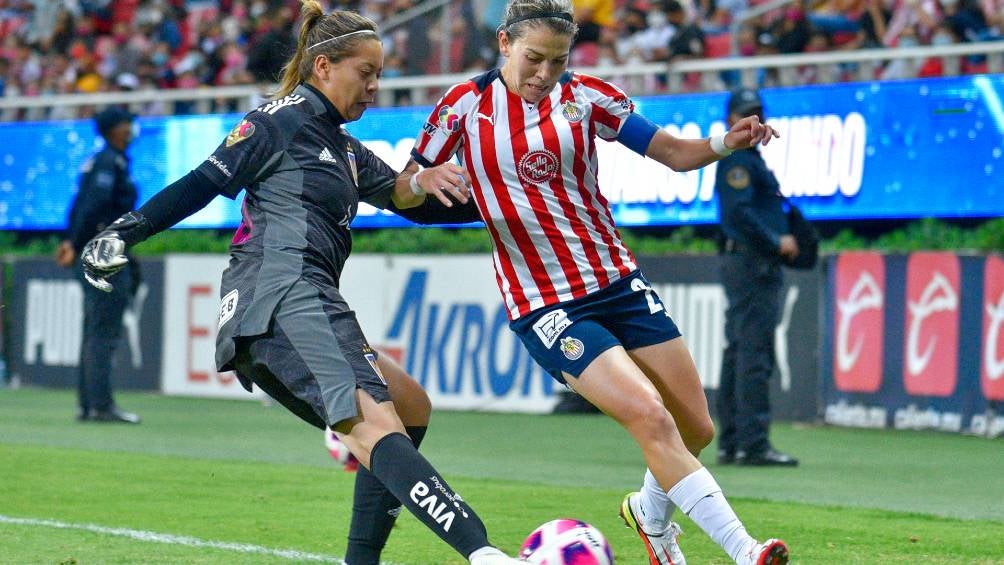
[630,278,665,315]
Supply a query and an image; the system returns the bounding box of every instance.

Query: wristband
[710,133,734,157]
[409,170,425,196]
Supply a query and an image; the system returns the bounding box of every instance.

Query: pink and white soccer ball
[518,519,614,564]
[324,427,350,463]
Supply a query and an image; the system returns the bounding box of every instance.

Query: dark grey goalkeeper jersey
[195,83,397,372]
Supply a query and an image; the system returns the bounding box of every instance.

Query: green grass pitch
[1,388,1002,564]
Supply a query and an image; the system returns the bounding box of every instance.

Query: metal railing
[1,41,1001,120]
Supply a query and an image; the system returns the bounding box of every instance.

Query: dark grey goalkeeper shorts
[232,279,390,429]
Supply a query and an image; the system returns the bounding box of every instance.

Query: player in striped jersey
[410,1,789,564]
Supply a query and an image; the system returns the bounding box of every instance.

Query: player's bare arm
[645,115,780,172]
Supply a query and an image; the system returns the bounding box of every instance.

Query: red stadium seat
[704,33,733,58]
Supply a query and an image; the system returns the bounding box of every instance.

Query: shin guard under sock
[344,426,428,565]
[368,432,489,559]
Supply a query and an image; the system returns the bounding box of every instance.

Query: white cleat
[619,491,687,565]
[741,538,789,565]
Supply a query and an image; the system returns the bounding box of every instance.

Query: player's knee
[625,396,678,444]
[685,418,715,453]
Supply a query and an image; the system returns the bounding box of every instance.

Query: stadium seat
[705,32,733,58]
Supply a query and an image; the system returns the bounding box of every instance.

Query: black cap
[727,87,763,116]
[94,107,134,138]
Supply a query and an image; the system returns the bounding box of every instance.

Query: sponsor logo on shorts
[560,336,584,360]
[218,289,238,329]
[532,309,571,349]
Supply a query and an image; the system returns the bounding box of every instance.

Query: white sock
[468,546,505,562]
[667,467,755,563]
[638,468,676,532]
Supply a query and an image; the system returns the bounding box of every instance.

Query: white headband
[307,29,377,51]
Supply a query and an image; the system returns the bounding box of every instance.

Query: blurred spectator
[772,1,814,53]
[943,0,995,41]
[808,0,865,36]
[982,0,1004,36]
[616,1,676,63]
[0,0,1000,115]
[840,0,892,49]
[247,6,295,83]
[883,0,942,46]
[0,57,9,96]
[573,0,617,45]
[667,0,708,60]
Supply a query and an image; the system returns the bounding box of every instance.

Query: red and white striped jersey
[412,69,639,320]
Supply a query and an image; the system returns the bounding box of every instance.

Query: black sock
[367,432,489,559]
[345,426,428,565]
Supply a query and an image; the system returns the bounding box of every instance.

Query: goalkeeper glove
[81,211,152,292]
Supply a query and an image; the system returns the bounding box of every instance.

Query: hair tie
[504,11,573,28]
[307,29,377,51]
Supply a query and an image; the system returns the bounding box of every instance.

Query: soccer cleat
[745,538,789,565]
[619,491,687,565]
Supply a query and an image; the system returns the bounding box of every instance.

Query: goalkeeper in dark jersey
[80,3,514,564]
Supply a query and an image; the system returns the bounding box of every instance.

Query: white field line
[0,514,407,563]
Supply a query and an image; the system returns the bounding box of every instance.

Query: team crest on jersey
[346,142,358,186]
[560,101,584,122]
[518,149,559,185]
[560,337,585,360]
[225,120,255,147]
[437,105,461,133]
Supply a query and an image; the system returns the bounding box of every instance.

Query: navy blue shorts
[510,271,682,385]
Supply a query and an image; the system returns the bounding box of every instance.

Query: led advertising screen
[1,74,1001,230]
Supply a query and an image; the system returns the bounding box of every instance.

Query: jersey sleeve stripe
[516,96,586,300]
[575,73,626,99]
[559,87,612,289]
[537,94,598,298]
[590,102,623,137]
[500,92,560,309]
[473,93,533,318]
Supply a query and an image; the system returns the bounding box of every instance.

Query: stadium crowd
[0,0,1001,107]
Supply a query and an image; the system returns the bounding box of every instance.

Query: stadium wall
[8,258,164,391]
[9,251,1001,434]
[3,253,821,420]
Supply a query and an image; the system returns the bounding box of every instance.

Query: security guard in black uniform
[714,88,797,466]
[56,107,141,424]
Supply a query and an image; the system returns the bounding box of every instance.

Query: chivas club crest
[561,101,584,122]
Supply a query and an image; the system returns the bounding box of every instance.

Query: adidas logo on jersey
[319,147,338,163]
[258,94,306,115]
